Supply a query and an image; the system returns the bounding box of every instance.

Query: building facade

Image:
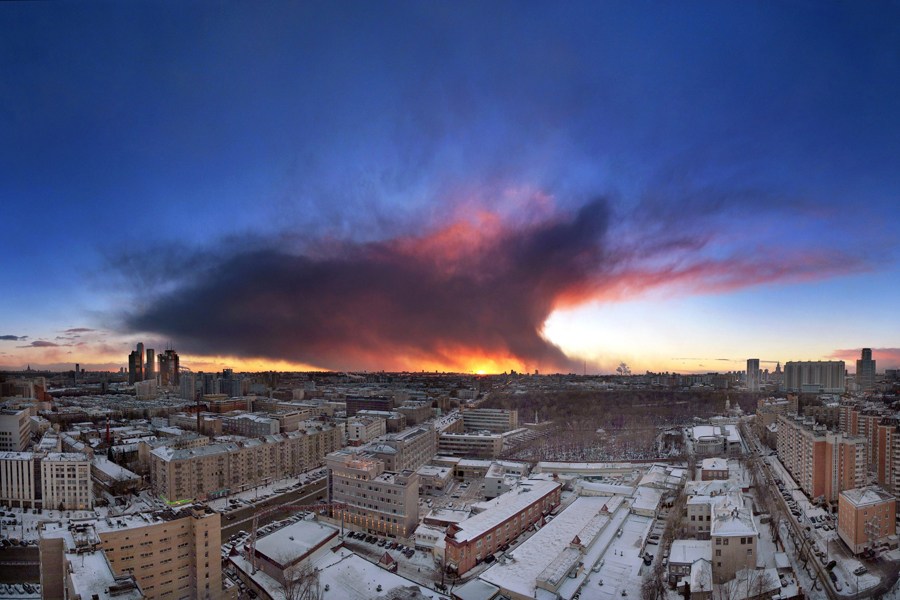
[783,361,845,393]
[326,451,419,537]
[151,424,341,502]
[461,408,519,433]
[746,359,760,392]
[41,452,92,510]
[438,432,503,459]
[365,426,438,472]
[837,486,896,555]
[0,408,31,452]
[0,451,37,508]
[444,479,561,575]
[856,348,876,392]
[346,416,387,445]
[97,505,223,600]
[777,415,866,503]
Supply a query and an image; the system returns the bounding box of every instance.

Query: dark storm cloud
[125,200,612,372]
[120,190,867,372]
[0,335,24,341]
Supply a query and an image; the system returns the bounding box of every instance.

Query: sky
[2,1,899,375]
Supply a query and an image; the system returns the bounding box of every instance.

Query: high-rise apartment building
[746,358,760,391]
[783,361,845,393]
[777,415,866,503]
[856,348,876,392]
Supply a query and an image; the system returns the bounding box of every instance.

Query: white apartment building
[438,432,503,459]
[0,408,32,452]
[0,452,37,508]
[41,452,92,510]
[461,408,518,433]
[347,416,386,445]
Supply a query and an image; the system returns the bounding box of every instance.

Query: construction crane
[245,502,347,574]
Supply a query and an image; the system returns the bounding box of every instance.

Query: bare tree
[712,578,740,600]
[745,569,775,600]
[640,552,668,600]
[278,564,321,600]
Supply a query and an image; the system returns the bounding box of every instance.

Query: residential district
[1,347,899,600]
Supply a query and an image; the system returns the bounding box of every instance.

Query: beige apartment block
[837,486,897,555]
[327,450,419,537]
[40,504,227,600]
[347,416,387,445]
[151,423,340,503]
[366,426,438,472]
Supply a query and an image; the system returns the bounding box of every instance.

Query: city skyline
[2,3,900,374]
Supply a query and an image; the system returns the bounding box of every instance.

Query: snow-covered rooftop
[479,495,624,598]
[669,539,712,565]
[451,479,559,543]
[701,457,728,471]
[92,456,140,481]
[840,486,894,507]
[254,519,339,568]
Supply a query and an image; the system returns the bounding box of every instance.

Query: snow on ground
[777,520,828,600]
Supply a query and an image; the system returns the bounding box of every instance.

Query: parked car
[853,566,868,576]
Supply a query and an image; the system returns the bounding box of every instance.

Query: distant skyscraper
[747,358,760,391]
[145,348,155,381]
[856,348,876,392]
[128,343,144,385]
[158,349,180,386]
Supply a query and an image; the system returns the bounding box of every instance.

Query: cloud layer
[121,195,866,372]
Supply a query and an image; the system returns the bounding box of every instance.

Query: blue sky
[2,2,899,373]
